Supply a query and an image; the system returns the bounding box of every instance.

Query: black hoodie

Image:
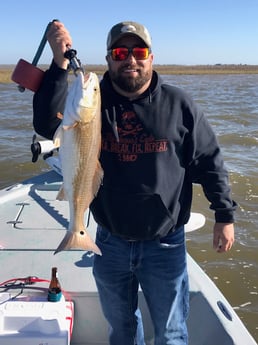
[33,62,236,240]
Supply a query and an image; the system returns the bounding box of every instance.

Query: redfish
[54,71,103,255]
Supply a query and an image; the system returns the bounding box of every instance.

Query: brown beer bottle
[48,267,62,302]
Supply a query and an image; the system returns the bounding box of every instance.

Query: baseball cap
[107,21,152,50]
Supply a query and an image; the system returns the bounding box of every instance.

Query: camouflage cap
[107,21,152,50]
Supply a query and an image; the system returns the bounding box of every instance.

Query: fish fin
[54,229,102,256]
[56,184,67,201]
[92,162,104,197]
[53,125,63,148]
[57,112,63,120]
[63,122,79,131]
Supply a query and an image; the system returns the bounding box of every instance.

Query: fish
[53,71,103,255]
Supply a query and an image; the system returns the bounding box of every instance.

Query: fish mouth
[83,71,99,83]
[83,72,92,83]
[82,72,99,94]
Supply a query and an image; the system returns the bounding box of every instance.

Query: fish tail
[54,229,102,256]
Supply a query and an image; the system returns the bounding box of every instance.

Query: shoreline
[1,64,258,83]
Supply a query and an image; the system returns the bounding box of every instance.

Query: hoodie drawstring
[105,106,119,142]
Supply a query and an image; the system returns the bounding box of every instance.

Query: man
[33,20,236,345]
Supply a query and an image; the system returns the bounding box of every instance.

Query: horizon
[1,63,258,68]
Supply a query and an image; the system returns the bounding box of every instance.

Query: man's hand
[47,21,72,70]
[213,223,235,253]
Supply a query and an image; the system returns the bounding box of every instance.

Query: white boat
[0,146,257,345]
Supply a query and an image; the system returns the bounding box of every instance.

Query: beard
[108,64,152,93]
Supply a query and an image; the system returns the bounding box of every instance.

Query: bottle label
[48,290,62,302]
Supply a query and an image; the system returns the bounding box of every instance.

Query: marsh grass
[0,69,13,83]
[153,64,258,75]
[1,64,258,84]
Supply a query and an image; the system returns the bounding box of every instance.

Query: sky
[1,0,258,66]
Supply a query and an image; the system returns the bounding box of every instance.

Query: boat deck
[0,171,256,344]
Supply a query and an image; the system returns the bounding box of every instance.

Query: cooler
[0,293,73,345]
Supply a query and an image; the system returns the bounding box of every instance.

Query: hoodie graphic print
[102,108,169,163]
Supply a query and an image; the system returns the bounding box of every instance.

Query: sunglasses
[108,47,151,61]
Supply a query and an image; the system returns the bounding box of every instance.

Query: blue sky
[1,0,258,66]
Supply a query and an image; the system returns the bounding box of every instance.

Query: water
[1,74,258,341]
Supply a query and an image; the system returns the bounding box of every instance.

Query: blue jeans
[93,226,189,345]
